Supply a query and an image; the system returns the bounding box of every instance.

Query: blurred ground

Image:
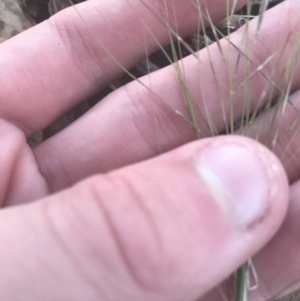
[0,0,35,42]
[276,291,300,301]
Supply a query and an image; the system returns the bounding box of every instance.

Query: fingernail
[195,139,281,229]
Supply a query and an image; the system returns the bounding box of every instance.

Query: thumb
[0,136,288,301]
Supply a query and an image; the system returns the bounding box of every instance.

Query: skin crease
[0,0,299,300]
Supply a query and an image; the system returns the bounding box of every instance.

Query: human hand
[0,0,299,300]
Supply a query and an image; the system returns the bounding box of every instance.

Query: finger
[0,0,246,135]
[34,0,300,191]
[236,90,300,183]
[0,136,288,300]
[200,177,300,301]
[248,178,300,301]
[0,119,48,207]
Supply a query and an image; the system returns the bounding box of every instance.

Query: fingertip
[192,135,289,232]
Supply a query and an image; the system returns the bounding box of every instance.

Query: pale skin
[0,0,300,300]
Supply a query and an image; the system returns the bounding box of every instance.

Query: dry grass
[64,0,300,300]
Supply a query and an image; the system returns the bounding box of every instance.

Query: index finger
[0,0,246,136]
